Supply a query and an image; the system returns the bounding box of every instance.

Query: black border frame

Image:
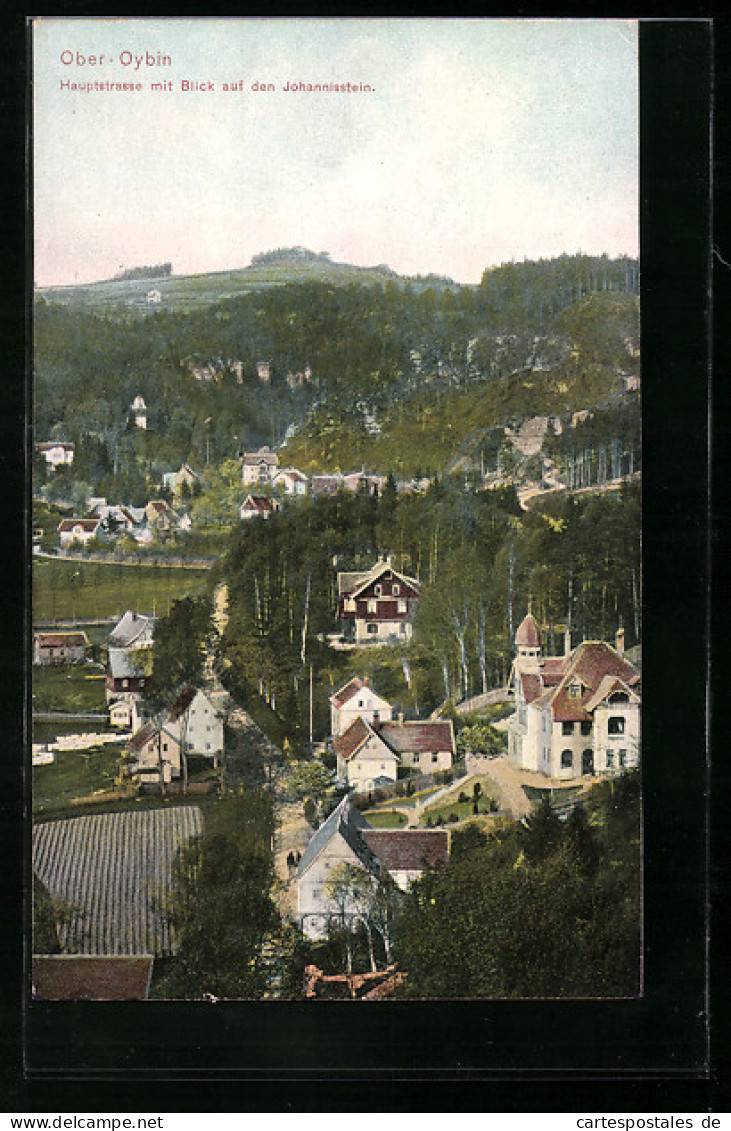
[1,9,722,1112]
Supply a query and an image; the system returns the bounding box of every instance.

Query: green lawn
[33,558,211,621]
[33,744,124,816]
[420,795,498,827]
[362,809,408,828]
[32,663,107,714]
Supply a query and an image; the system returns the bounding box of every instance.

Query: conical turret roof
[516,611,542,648]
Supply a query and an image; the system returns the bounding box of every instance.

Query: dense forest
[148,476,640,749]
[34,253,639,498]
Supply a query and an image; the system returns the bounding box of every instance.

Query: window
[368,599,377,614]
[413,752,420,763]
[580,720,592,736]
[561,749,573,769]
[397,599,407,614]
[375,584,382,596]
[562,721,574,735]
[606,751,615,768]
[163,743,168,753]
[367,623,379,634]
[609,692,629,705]
[312,888,321,899]
[567,683,582,699]
[432,753,439,764]
[122,679,129,689]
[393,584,400,596]
[608,716,625,735]
[619,749,627,767]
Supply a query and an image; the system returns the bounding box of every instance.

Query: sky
[33,18,638,287]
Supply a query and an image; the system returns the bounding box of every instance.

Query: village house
[311,473,345,497]
[161,463,201,498]
[85,502,140,535]
[329,676,394,737]
[57,517,102,548]
[239,493,281,520]
[105,647,151,703]
[37,441,74,470]
[272,467,308,496]
[242,446,279,487]
[145,499,174,533]
[334,715,456,790]
[337,557,420,644]
[108,610,155,651]
[109,696,147,732]
[507,612,641,779]
[342,472,388,496]
[146,289,162,305]
[126,686,225,782]
[33,631,89,666]
[296,795,449,939]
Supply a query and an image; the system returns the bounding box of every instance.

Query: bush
[458,791,469,804]
[448,812,459,823]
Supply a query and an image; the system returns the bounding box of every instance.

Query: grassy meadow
[33,557,212,622]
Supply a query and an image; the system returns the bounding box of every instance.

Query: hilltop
[36,247,460,316]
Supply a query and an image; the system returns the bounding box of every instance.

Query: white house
[37,442,74,469]
[334,715,455,791]
[272,468,308,496]
[507,612,641,779]
[108,610,155,651]
[239,494,280,520]
[296,796,449,939]
[57,517,101,548]
[146,289,162,305]
[333,718,400,792]
[329,676,394,737]
[131,395,147,429]
[242,446,278,486]
[127,686,225,782]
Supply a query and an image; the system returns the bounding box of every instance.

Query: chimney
[398,712,404,725]
[363,676,370,687]
[616,627,625,654]
[564,628,572,656]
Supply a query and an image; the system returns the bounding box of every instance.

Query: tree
[151,595,213,703]
[324,863,380,974]
[154,791,281,999]
[286,759,333,802]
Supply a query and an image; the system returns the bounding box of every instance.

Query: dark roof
[362,829,450,872]
[128,719,159,752]
[242,494,277,512]
[332,716,372,762]
[516,612,542,648]
[330,676,365,708]
[35,632,88,649]
[296,796,375,878]
[32,955,153,1001]
[520,673,544,704]
[167,686,196,722]
[376,720,455,755]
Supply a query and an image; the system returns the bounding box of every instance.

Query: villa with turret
[507,611,641,779]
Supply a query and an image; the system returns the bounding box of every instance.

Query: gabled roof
[108,610,154,648]
[107,647,149,679]
[274,467,308,482]
[128,718,160,752]
[241,494,278,513]
[362,829,450,873]
[330,676,367,708]
[338,559,420,600]
[243,447,278,466]
[57,518,100,533]
[167,686,197,722]
[545,641,640,722]
[333,717,396,764]
[519,673,544,704]
[583,674,640,715]
[296,796,376,878]
[35,632,88,649]
[375,720,455,755]
[32,955,153,1001]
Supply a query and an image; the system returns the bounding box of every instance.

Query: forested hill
[34,253,639,496]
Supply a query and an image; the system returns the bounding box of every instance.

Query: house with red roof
[33,631,89,666]
[334,715,455,790]
[57,517,101,548]
[239,493,281,520]
[508,611,641,778]
[295,795,449,939]
[337,557,420,644]
[329,676,394,736]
